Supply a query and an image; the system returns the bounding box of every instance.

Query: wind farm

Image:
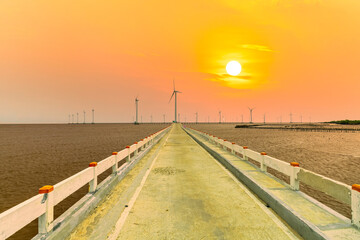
[2,1,360,239]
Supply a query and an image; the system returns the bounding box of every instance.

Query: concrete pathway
[186,127,360,240]
[67,124,300,240]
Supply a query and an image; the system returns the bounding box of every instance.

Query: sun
[226,61,242,76]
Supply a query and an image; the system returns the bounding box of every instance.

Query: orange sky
[1,0,360,123]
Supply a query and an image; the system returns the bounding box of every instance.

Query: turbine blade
[173,79,175,91]
[177,91,182,93]
[169,91,175,103]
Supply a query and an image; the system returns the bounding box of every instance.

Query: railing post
[290,162,300,190]
[351,184,360,227]
[140,139,144,150]
[112,152,118,174]
[134,142,138,156]
[126,146,130,162]
[243,146,248,160]
[260,152,267,172]
[38,185,54,234]
[89,162,98,193]
[217,137,221,146]
[223,140,227,150]
[231,142,236,154]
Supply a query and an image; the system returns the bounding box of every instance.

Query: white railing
[184,126,360,228]
[0,126,171,239]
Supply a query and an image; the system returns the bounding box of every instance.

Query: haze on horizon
[1,0,360,123]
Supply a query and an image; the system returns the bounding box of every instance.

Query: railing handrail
[184,126,360,227]
[0,125,171,239]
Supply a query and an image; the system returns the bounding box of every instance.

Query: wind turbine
[195,112,198,124]
[83,111,86,124]
[135,97,139,125]
[248,107,255,123]
[219,111,222,123]
[169,80,181,123]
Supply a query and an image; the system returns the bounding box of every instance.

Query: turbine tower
[135,97,139,125]
[92,109,94,124]
[248,107,255,123]
[195,112,198,124]
[219,111,222,123]
[83,111,86,124]
[169,80,181,123]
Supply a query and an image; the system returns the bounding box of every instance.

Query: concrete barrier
[0,126,171,239]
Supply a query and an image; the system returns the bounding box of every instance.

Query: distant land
[329,120,360,125]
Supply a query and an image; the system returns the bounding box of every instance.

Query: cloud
[240,44,275,52]
[220,74,252,80]
[207,73,252,82]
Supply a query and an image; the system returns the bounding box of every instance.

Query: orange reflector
[290,162,299,167]
[89,162,97,167]
[232,142,236,144]
[112,152,118,155]
[39,185,54,194]
[352,184,360,192]
[134,142,138,144]
[261,152,267,155]
[243,146,248,149]
[126,146,130,148]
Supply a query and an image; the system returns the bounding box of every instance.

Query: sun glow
[226,61,242,76]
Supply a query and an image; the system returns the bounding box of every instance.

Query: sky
[1,0,360,123]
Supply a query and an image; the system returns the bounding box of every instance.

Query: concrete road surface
[68,124,300,240]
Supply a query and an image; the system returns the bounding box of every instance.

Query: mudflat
[0,123,169,240]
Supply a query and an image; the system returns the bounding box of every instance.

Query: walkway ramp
[66,124,298,239]
[184,126,360,240]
